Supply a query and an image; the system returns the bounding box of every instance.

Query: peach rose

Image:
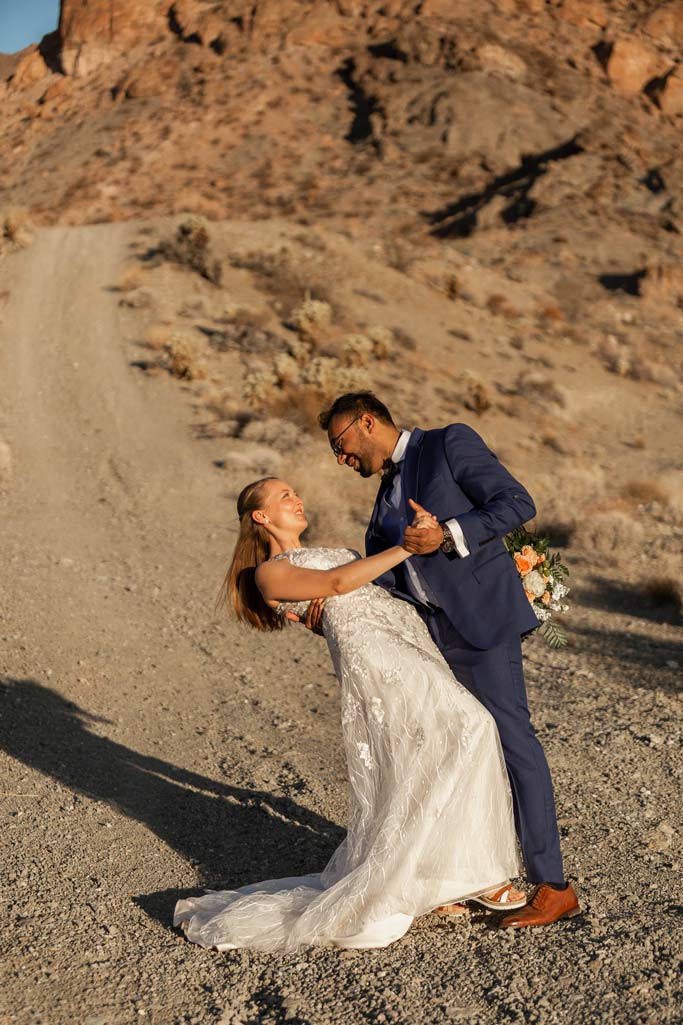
[514,553,534,575]
[521,544,539,567]
[524,589,536,604]
[541,590,551,604]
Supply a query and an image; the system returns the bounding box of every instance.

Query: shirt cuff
[446,518,470,558]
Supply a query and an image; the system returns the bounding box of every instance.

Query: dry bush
[541,432,569,455]
[342,334,374,367]
[515,371,567,408]
[118,265,145,291]
[576,509,645,556]
[366,326,393,358]
[156,216,222,284]
[621,479,669,506]
[290,298,333,343]
[161,333,207,380]
[539,303,565,326]
[227,307,271,329]
[597,335,678,387]
[487,294,520,319]
[392,326,417,351]
[464,379,492,415]
[230,247,334,312]
[144,323,173,351]
[1,208,32,249]
[642,576,682,612]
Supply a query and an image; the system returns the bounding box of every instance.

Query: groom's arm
[443,423,536,553]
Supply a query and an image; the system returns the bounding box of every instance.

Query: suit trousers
[425,609,565,885]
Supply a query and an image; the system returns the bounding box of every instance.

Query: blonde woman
[174,477,524,951]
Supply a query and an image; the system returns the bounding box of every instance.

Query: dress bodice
[271,546,370,622]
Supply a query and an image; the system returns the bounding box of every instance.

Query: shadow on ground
[567,625,683,690]
[577,576,682,626]
[0,678,344,925]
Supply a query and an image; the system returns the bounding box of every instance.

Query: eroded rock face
[59,0,169,47]
[59,0,169,75]
[7,48,49,91]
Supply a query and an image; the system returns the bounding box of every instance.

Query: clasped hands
[288,499,441,633]
[403,498,443,555]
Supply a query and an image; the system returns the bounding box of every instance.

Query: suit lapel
[400,428,424,522]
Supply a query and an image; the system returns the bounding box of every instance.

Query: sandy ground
[0,226,681,1025]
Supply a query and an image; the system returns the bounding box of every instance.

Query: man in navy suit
[315,391,579,928]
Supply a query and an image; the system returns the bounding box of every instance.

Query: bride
[174,477,524,951]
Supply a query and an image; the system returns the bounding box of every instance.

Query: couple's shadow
[0,677,343,927]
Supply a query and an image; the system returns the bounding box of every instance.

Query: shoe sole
[498,906,582,928]
[469,896,527,912]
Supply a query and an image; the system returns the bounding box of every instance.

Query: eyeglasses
[330,415,363,457]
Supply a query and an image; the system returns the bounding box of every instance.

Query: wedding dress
[174,548,520,951]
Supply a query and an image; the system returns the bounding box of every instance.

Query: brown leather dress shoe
[498,883,580,928]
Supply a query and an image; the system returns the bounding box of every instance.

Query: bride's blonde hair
[219,477,285,631]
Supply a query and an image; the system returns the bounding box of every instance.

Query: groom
[312,391,579,928]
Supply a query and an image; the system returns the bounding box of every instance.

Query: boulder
[8,47,49,91]
[476,44,527,81]
[642,1,683,49]
[606,38,669,97]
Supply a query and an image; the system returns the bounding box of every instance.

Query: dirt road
[0,227,681,1025]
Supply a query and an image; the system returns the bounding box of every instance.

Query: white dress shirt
[388,430,470,559]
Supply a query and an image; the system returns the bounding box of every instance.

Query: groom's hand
[286,597,326,636]
[404,499,443,554]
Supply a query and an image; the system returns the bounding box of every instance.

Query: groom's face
[328,413,383,478]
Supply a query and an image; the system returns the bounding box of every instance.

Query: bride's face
[257,479,308,536]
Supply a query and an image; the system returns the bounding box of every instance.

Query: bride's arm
[255,546,410,603]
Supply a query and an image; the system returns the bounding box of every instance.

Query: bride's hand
[404,499,443,555]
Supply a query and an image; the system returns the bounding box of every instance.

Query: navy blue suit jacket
[365,424,539,650]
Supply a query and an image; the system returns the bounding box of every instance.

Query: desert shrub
[463,379,492,415]
[1,208,32,249]
[391,326,417,351]
[118,265,145,291]
[240,416,302,451]
[342,334,374,367]
[514,371,567,408]
[230,247,334,311]
[577,509,644,555]
[161,333,207,380]
[621,479,669,506]
[487,294,520,319]
[157,216,222,284]
[290,298,333,342]
[366,326,393,359]
[144,323,173,351]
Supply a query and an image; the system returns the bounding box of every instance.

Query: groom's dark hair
[318,391,396,431]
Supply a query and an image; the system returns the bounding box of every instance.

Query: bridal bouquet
[504,526,570,648]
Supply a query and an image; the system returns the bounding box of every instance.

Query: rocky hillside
[2,0,682,601]
[2,3,683,300]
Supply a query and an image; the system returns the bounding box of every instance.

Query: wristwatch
[440,522,456,554]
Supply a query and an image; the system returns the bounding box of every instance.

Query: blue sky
[0,0,60,53]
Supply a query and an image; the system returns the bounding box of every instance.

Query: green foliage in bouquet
[504,526,570,649]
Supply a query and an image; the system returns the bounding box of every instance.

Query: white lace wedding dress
[174,547,520,951]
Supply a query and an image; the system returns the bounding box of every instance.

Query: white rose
[524,570,547,598]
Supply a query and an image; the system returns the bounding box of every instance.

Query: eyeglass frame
[329,414,364,457]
